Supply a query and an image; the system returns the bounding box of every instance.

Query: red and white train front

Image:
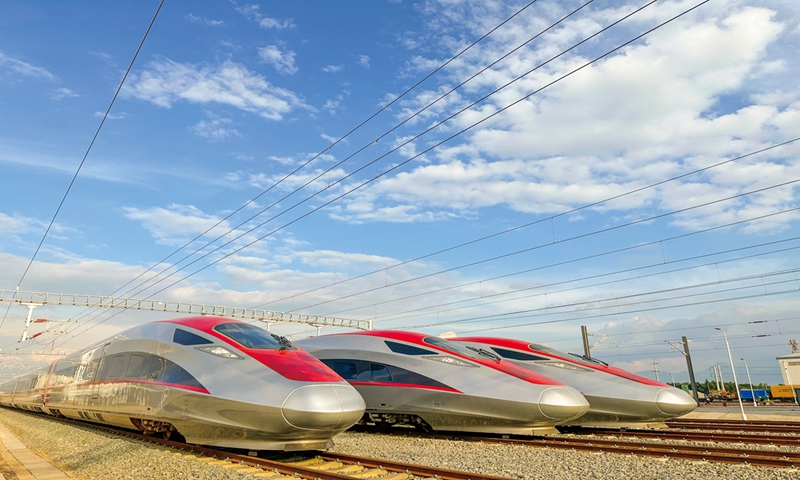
[0,317,365,451]
[454,337,698,428]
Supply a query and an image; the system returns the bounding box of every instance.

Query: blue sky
[1,0,800,387]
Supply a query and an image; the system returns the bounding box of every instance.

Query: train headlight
[538,361,591,372]
[422,355,478,367]
[196,346,243,359]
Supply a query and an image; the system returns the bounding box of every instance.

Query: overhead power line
[367,237,800,324]
[52,0,713,349]
[82,0,705,311]
[405,265,800,330]
[92,0,602,310]
[0,0,165,331]
[462,284,800,334]
[301,179,800,314]
[61,0,549,326]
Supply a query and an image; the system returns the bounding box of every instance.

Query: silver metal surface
[455,339,697,427]
[0,317,366,451]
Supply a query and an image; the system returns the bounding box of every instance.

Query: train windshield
[422,336,487,360]
[214,323,296,350]
[528,343,607,366]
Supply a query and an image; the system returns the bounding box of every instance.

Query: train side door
[91,343,111,404]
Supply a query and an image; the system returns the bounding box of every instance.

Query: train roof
[457,336,668,387]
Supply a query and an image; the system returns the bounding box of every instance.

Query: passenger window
[161,361,204,389]
[108,355,127,379]
[369,363,392,382]
[143,356,165,381]
[173,328,213,346]
[126,354,145,378]
[331,361,358,380]
[386,365,452,389]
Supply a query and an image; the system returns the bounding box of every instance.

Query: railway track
[349,426,800,468]
[560,426,800,447]
[24,413,511,480]
[666,419,800,434]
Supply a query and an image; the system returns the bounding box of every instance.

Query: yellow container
[770,385,798,398]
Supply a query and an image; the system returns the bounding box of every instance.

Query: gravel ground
[0,409,275,480]
[2,408,800,480]
[329,431,800,480]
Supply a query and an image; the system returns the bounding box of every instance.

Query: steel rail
[666,421,800,434]
[559,426,800,447]
[349,427,800,468]
[668,418,800,426]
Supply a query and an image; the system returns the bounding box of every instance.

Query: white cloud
[234,3,294,29]
[320,133,339,143]
[94,111,126,120]
[52,88,78,100]
[322,64,342,73]
[123,57,309,120]
[258,45,297,75]
[322,94,344,115]
[122,204,233,246]
[189,111,241,141]
[0,50,54,80]
[358,55,371,68]
[339,5,800,232]
[0,211,69,242]
[267,155,297,166]
[186,13,224,26]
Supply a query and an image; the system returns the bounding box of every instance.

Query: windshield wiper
[568,352,607,366]
[466,345,501,361]
[271,333,294,349]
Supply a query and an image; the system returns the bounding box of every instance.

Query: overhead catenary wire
[43,0,768,354]
[542,313,800,345]
[74,0,708,317]
[301,178,800,314]
[462,283,800,334]
[60,0,549,325]
[403,266,800,330]
[47,2,760,348]
[0,0,165,332]
[367,238,800,324]
[260,146,800,313]
[90,0,609,308]
[53,0,669,339]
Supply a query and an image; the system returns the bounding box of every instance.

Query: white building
[776,352,800,386]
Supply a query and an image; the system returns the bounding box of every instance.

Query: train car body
[453,337,697,428]
[769,385,800,402]
[0,317,365,451]
[296,330,589,435]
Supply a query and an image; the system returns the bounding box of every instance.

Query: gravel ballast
[2,408,800,480]
[329,431,800,480]
[0,409,271,480]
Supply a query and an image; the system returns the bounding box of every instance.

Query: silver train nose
[537,386,590,421]
[655,388,698,417]
[282,384,366,430]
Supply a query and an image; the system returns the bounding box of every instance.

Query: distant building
[776,352,800,385]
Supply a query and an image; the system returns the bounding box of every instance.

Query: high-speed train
[0,317,365,451]
[296,330,589,435]
[453,337,697,428]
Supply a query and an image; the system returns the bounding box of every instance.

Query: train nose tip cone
[656,388,698,416]
[282,384,366,430]
[537,387,590,421]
